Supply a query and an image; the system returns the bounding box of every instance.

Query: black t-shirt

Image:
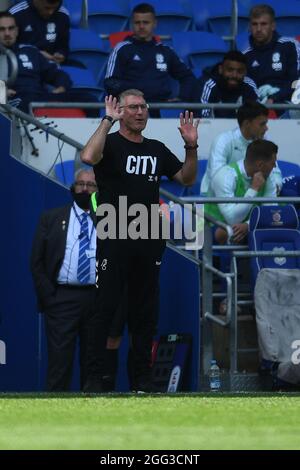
[93,132,183,208]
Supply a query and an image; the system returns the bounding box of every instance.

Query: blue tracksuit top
[10,43,71,94]
[9,0,70,58]
[104,35,197,101]
[243,32,300,102]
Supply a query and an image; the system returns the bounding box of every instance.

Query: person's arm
[54,13,70,61]
[208,132,232,181]
[213,167,265,225]
[172,111,199,186]
[104,43,134,96]
[81,95,123,165]
[243,76,259,101]
[271,40,300,102]
[30,213,57,304]
[199,78,217,118]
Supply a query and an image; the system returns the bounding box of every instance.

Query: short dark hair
[222,50,247,66]
[132,3,156,16]
[0,12,16,22]
[237,101,268,126]
[246,139,278,164]
[250,4,275,21]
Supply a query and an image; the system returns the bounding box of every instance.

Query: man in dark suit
[31,168,98,391]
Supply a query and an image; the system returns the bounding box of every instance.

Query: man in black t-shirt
[81,89,199,392]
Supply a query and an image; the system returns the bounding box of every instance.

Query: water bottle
[209,360,221,392]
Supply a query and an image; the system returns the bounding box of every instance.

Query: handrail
[0,44,18,87]
[28,101,300,111]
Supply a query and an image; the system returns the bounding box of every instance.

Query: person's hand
[105,95,124,122]
[178,110,199,147]
[251,171,265,191]
[167,97,180,102]
[52,52,65,64]
[232,223,248,243]
[52,86,66,94]
[7,89,16,97]
[40,50,55,61]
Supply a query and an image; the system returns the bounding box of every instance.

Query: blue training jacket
[104,35,197,102]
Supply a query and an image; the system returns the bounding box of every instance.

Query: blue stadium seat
[63,0,82,28]
[191,0,249,35]
[235,30,250,52]
[185,159,208,196]
[61,66,105,101]
[88,0,129,36]
[159,175,187,203]
[69,28,110,85]
[130,0,192,35]
[277,160,300,179]
[172,32,228,73]
[267,0,300,37]
[248,204,300,286]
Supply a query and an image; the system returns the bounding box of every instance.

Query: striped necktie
[77,212,90,284]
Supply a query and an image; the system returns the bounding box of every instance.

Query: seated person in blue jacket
[104,2,197,117]
[9,0,70,64]
[205,139,278,245]
[0,12,98,116]
[243,4,300,106]
[199,50,259,118]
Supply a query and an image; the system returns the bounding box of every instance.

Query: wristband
[184,144,198,150]
[102,115,115,125]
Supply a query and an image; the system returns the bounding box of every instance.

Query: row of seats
[66,28,231,89]
[62,0,300,38]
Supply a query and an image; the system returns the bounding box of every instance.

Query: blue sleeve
[272,41,299,102]
[56,14,70,58]
[104,44,135,96]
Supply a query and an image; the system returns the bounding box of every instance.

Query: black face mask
[71,189,91,210]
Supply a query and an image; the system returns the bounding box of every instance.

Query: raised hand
[105,95,124,122]
[178,110,199,146]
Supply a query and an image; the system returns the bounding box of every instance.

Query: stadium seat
[277,160,300,179]
[248,204,300,286]
[87,0,129,36]
[63,0,82,28]
[172,32,228,72]
[159,175,187,203]
[61,66,105,101]
[69,28,110,85]
[191,0,249,35]
[267,0,300,37]
[185,159,208,196]
[235,31,250,52]
[130,0,192,35]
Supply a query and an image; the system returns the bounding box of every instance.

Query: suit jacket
[31,204,71,312]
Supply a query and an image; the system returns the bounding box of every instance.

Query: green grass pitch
[0,394,299,450]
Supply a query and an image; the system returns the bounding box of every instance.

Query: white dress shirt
[57,203,96,285]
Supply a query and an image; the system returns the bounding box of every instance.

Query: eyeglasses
[75,181,97,189]
[119,104,149,111]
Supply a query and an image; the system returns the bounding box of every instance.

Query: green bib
[205,162,265,223]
